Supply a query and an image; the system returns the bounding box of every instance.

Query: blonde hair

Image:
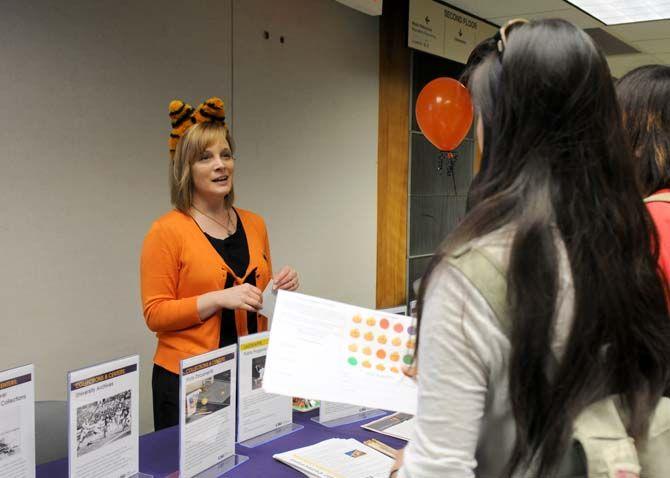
[169,121,235,212]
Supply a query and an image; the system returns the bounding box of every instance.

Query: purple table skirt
[36,409,406,477]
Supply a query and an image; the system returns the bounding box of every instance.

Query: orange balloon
[415,78,474,151]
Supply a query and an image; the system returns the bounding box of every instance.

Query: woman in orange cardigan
[141,98,299,430]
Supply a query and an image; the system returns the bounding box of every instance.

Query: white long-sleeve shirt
[399,230,575,478]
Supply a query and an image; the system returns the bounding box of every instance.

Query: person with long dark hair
[393,19,670,478]
[617,65,670,281]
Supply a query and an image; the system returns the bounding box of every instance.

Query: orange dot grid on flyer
[347,312,415,374]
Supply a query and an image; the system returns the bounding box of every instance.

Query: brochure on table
[237,332,299,446]
[179,344,246,478]
[274,438,394,478]
[67,355,145,478]
[0,364,35,478]
[362,412,415,441]
[314,401,384,427]
[264,291,418,414]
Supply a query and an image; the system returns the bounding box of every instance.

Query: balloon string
[439,151,458,195]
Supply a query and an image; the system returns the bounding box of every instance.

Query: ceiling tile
[491,7,602,28]
[442,0,568,20]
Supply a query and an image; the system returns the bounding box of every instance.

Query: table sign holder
[238,422,304,448]
[67,355,152,478]
[237,333,303,448]
[311,402,385,428]
[174,345,248,478]
[0,364,36,478]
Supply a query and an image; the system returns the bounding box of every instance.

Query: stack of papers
[273,438,394,478]
[362,413,415,441]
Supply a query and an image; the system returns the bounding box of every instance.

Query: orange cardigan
[140,208,272,374]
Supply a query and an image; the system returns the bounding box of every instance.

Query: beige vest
[448,244,670,478]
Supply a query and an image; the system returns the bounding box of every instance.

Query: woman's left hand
[273,266,299,291]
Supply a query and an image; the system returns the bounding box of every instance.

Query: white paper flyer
[67,355,140,478]
[0,364,35,478]
[237,333,292,443]
[362,412,415,441]
[264,291,418,414]
[179,345,237,478]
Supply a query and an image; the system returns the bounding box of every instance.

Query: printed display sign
[67,356,140,478]
[179,345,237,478]
[409,0,498,63]
[0,364,35,478]
[237,333,292,443]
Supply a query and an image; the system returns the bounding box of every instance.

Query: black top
[199,209,257,347]
[203,210,250,278]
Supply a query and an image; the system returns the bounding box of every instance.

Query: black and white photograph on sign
[76,390,132,457]
[252,355,266,390]
[185,370,231,425]
[0,408,21,461]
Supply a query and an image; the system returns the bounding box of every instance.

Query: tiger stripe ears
[193,97,226,124]
[168,100,195,156]
[168,97,227,157]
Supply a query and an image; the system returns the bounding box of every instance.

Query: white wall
[233,0,379,307]
[0,0,233,435]
[0,0,378,436]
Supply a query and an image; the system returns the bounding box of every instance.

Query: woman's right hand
[217,284,263,312]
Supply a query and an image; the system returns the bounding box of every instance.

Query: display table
[36,409,405,477]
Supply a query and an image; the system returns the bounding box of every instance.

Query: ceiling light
[565,0,670,25]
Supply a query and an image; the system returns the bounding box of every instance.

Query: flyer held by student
[0,364,35,478]
[264,291,418,414]
[67,355,141,478]
[179,344,245,477]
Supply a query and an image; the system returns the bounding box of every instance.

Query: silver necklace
[191,206,235,236]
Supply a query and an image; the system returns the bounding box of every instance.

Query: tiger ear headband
[168,96,227,156]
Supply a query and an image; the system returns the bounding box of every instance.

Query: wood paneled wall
[376,0,410,308]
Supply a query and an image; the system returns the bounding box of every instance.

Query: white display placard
[179,345,237,478]
[319,401,375,423]
[264,291,418,414]
[0,364,35,478]
[237,333,292,443]
[68,355,140,478]
[409,0,498,63]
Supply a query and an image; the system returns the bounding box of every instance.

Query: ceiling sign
[408,0,498,63]
[335,0,383,16]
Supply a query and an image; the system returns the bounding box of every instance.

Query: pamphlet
[274,438,394,478]
[179,345,237,478]
[265,291,418,414]
[0,364,35,478]
[67,355,140,478]
[362,413,415,441]
[237,333,292,443]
